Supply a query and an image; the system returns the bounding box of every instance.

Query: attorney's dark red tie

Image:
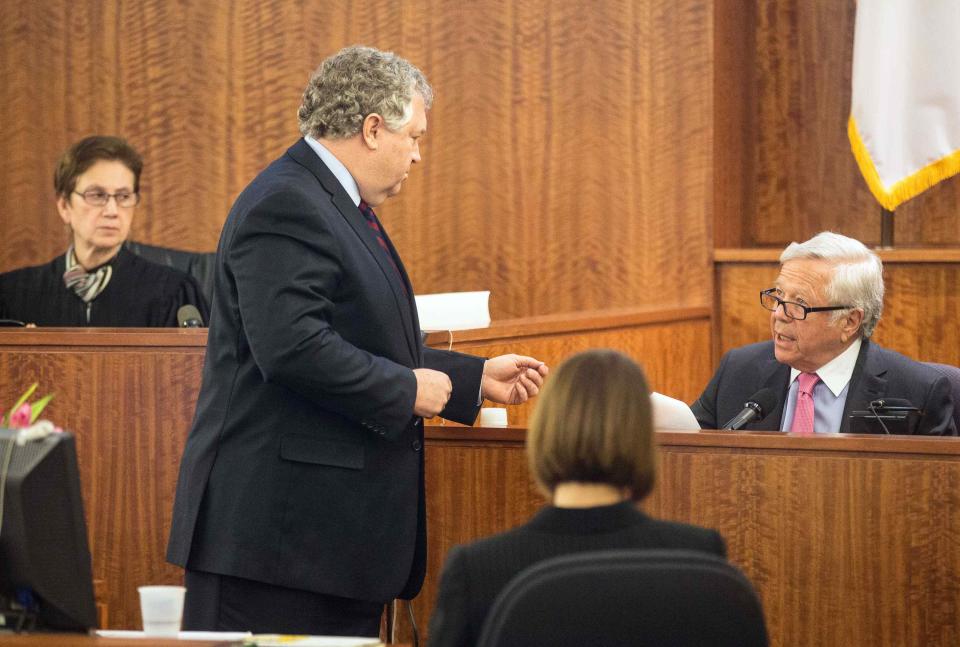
[358,201,407,294]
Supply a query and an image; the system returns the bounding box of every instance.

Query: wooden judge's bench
[1,310,958,647]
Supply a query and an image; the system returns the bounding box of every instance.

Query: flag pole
[880,207,895,248]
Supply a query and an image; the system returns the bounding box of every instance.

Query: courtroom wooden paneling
[419,427,960,647]
[712,0,755,249]
[426,306,713,426]
[715,0,960,249]
[0,309,705,630]
[716,254,960,366]
[0,330,207,631]
[0,0,713,320]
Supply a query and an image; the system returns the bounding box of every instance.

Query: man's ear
[362,113,384,150]
[841,308,864,341]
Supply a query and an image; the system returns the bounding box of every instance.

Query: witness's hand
[413,368,453,417]
[481,355,549,405]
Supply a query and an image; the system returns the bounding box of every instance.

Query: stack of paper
[651,392,700,430]
[414,291,490,332]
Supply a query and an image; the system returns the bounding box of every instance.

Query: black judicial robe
[0,247,209,327]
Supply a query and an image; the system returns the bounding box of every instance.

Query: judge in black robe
[0,247,208,327]
[0,135,208,328]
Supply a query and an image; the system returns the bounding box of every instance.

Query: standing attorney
[167,46,548,636]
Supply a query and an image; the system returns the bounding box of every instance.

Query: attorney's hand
[481,354,549,405]
[413,368,453,417]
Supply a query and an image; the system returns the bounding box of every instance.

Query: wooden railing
[0,306,709,630]
[418,426,960,647]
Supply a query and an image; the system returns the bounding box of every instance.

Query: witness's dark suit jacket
[691,339,956,435]
[166,139,484,603]
[427,502,726,647]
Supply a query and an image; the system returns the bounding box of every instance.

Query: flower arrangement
[2,383,61,443]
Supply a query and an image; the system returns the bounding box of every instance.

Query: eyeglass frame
[73,189,141,208]
[759,287,853,321]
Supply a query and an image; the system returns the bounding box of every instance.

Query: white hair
[779,231,884,338]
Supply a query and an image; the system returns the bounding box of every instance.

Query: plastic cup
[138,585,186,637]
[479,407,508,427]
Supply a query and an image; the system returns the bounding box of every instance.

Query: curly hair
[298,45,433,140]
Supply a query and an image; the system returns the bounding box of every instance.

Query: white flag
[849,0,960,210]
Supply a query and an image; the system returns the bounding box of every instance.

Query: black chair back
[125,241,216,305]
[477,549,768,647]
[924,362,960,431]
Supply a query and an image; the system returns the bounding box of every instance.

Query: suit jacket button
[412,439,422,451]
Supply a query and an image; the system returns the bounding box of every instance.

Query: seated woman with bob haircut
[427,349,727,647]
[0,135,208,327]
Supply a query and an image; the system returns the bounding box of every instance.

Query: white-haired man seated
[692,231,956,435]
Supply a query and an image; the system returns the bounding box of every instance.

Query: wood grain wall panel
[647,438,960,647]
[893,180,960,246]
[715,262,778,356]
[419,429,960,647]
[750,0,880,246]
[712,0,755,249]
[0,0,713,320]
[717,261,960,366]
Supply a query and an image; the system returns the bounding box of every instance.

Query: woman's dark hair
[527,349,656,500]
[54,135,143,199]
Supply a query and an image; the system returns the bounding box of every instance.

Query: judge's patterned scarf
[62,247,113,303]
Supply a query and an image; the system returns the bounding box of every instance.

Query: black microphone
[0,318,26,327]
[869,398,918,411]
[722,388,778,430]
[864,398,920,435]
[177,305,203,328]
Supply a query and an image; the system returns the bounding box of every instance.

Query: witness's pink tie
[790,372,820,434]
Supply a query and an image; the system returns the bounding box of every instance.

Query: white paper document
[96,630,381,645]
[651,392,701,430]
[97,630,252,640]
[414,290,491,331]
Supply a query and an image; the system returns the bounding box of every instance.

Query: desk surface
[0,636,399,647]
[0,636,225,646]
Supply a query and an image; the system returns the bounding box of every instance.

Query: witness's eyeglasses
[760,288,851,321]
[73,190,140,208]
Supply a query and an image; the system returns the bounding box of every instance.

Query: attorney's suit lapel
[286,139,420,365]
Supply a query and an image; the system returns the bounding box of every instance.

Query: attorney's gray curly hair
[298,45,433,140]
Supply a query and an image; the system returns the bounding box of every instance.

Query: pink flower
[9,403,32,428]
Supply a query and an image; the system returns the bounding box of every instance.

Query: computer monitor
[0,428,97,632]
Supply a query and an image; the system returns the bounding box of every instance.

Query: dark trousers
[183,569,384,637]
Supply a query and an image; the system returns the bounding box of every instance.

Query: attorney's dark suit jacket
[166,139,485,603]
[427,502,726,647]
[691,339,957,435]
